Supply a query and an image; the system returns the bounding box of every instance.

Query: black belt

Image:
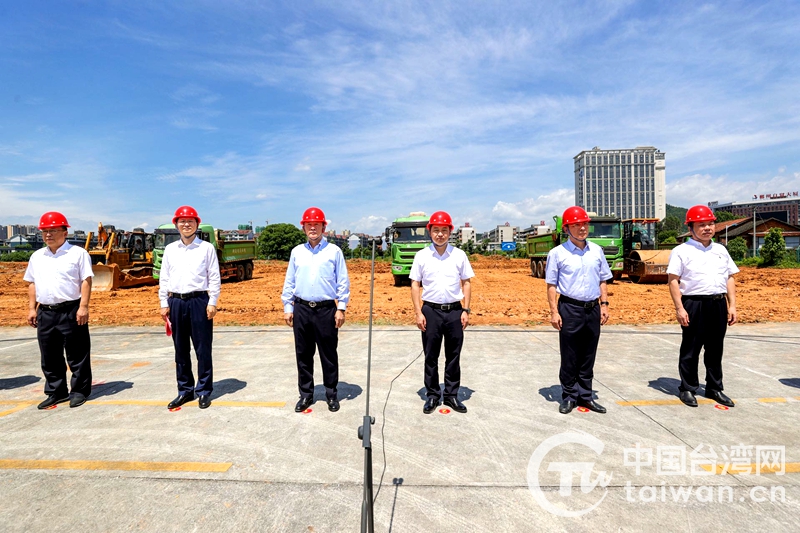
[169,291,207,300]
[38,299,80,311]
[683,294,726,301]
[423,301,463,312]
[295,298,336,309]
[559,295,598,309]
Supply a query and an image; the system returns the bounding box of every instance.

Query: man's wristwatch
[463,308,471,314]
[600,301,609,306]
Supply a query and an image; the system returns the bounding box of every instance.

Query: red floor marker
[714,404,730,411]
[302,408,313,414]
[439,408,451,414]
[168,407,181,412]
[577,406,590,413]
[43,405,58,410]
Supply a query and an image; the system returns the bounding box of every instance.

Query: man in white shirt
[410,211,474,414]
[159,206,221,410]
[24,211,94,409]
[668,205,739,408]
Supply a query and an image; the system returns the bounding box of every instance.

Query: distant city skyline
[2,2,799,234]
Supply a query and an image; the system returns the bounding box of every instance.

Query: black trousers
[679,297,728,393]
[169,293,214,395]
[37,301,92,398]
[558,300,601,402]
[293,304,339,401]
[421,305,464,400]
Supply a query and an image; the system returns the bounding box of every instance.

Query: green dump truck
[153,223,256,281]
[384,212,430,286]
[526,215,625,280]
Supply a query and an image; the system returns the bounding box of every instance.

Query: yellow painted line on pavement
[699,463,800,475]
[0,459,232,472]
[759,397,788,403]
[0,399,285,409]
[616,398,716,406]
[0,402,36,417]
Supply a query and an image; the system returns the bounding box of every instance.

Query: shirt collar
[688,238,713,251]
[563,238,588,254]
[44,241,72,257]
[430,243,452,258]
[177,236,199,249]
[305,236,328,252]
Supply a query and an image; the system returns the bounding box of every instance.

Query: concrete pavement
[1,323,799,532]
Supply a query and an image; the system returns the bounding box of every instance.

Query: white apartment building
[574,146,666,220]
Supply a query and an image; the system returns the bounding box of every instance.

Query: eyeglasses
[177,220,197,226]
[430,229,450,235]
[42,229,65,235]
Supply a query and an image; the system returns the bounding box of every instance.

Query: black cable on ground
[373,349,424,504]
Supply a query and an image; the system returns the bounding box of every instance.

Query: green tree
[257,223,306,260]
[661,215,682,232]
[658,230,678,243]
[727,236,747,261]
[714,211,737,222]
[760,227,786,266]
[657,215,684,242]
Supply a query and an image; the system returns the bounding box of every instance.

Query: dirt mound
[1,259,797,327]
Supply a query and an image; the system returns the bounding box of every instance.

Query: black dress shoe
[679,390,698,407]
[198,395,211,409]
[443,397,467,413]
[38,394,69,410]
[559,400,576,414]
[295,396,313,412]
[423,397,439,414]
[580,400,607,414]
[706,390,734,407]
[69,393,87,408]
[327,399,340,412]
[168,392,195,409]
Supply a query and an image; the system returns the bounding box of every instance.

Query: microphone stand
[358,239,377,533]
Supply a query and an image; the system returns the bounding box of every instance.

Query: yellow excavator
[85,223,157,291]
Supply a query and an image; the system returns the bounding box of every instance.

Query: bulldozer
[85,224,157,291]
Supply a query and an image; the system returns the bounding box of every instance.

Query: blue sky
[1,1,799,234]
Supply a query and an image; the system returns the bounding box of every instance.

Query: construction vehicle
[526,215,626,280]
[85,225,157,291]
[153,223,256,282]
[384,212,430,286]
[621,218,674,283]
[527,216,673,283]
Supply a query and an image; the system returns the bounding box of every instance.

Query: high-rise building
[574,147,666,220]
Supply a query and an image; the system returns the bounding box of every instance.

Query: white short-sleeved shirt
[667,239,739,296]
[545,239,612,301]
[158,237,222,307]
[23,241,94,305]
[409,244,475,304]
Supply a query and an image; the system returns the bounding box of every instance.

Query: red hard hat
[38,211,70,229]
[301,207,326,225]
[562,206,590,226]
[172,205,201,225]
[427,211,454,231]
[685,205,716,225]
